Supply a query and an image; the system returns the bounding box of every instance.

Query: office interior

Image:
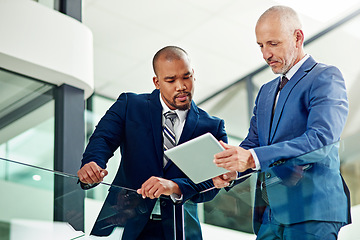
[0,0,360,239]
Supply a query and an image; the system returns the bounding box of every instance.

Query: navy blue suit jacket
[240,56,350,234]
[81,89,227,239]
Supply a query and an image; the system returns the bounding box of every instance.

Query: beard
[164,92,192,110]
[267,49,297,75]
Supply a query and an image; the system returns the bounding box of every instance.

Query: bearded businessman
[78,46,227,239]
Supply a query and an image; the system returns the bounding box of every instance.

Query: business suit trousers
[256,207,344,240]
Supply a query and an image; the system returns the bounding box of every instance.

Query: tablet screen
[164,133,227,184]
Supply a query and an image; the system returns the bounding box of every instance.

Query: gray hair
[258,5,302,34]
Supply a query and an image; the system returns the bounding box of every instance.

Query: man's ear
[295,29,304,48]
[153,76,160,89]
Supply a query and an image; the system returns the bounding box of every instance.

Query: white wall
[0,0,94,98]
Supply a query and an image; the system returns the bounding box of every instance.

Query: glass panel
[0,70,55,204]
[4,143,357,239]
[0,68,54,171]
[0,156,175,240]
[0,157,58,240]
[184,142,357,239]
[0,69,51,119]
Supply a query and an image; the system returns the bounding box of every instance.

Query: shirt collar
[159,93,188,123]
[282,54,309,80]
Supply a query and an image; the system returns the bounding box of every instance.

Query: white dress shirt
[151,95,188,216]
[160,95,188,144]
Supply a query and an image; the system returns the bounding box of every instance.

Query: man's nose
[176,80,186,91]
[262,47,272,61]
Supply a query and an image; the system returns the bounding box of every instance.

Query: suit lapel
[269,57,317,142]
[263,79,280,145]
[178,101,199,145]
[148,90,163,166]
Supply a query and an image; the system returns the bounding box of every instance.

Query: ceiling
[81,0,360,103]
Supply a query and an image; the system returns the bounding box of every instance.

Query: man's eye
[184,74,193,79]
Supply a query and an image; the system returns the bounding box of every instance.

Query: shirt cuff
[170,193,183,203]
[249,149,261,170]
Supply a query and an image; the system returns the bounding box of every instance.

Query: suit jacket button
[265,172,271,178]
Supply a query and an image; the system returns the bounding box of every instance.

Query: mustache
[175,92,191,98]
[266,57,280,64]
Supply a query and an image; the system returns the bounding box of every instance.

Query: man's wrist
[249,149,261,170]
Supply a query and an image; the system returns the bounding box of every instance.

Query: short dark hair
[152,46,189,76]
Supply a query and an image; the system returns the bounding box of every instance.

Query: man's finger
[219,140,230,149]
[100,169,108,178]
[138,177,156,199]
[212,176,230,188]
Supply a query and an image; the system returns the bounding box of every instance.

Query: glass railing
[190,141,358,239]
[1,141,358,239]
[0,157,81,240]
[0,157,174,240]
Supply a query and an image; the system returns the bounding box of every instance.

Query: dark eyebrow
[183,71,191,76]
[164,72,191,80]
[164,75,176,80]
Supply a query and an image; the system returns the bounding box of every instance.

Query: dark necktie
[259,172,269,205]
[279,75,289,91]
[272,76,289,120]
[163,111,177,167]
[262,76,289,205]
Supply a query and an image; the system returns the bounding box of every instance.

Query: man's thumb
[219,140,230,149]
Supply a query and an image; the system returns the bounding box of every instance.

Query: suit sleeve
[81,93,128,169]
[252,66,348,171]
[171,119,227,203]
[240,86,263,150]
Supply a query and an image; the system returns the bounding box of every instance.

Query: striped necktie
[163,111,177,167]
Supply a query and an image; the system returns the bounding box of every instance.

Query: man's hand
[213,141,255,172]
[77,161,108,184]
[212,171,238,188]
[136,177,182,199]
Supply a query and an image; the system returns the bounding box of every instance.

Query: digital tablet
[164,132,227,184]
